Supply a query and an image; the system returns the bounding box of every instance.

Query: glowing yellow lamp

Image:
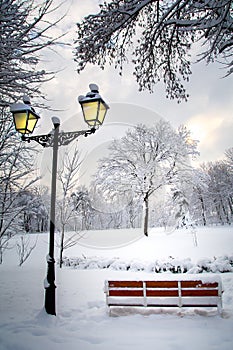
[10,103,40,135]
[78,84,109,128]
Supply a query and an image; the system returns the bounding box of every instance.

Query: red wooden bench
[104,277,223,315]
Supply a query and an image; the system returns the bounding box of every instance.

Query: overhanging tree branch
[74,0,233,102]
[0,0,67,108]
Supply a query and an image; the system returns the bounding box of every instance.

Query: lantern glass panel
[27,111,38,133]
[13,111,29,134]
[82,101,99,126]
[97,101,107,125]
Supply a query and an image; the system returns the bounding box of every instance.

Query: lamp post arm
[21,127,96,148]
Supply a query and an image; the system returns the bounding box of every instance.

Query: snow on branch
[74,0,233,102]
[0,0,67,107]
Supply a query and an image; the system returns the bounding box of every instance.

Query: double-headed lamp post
[10,84,109,316]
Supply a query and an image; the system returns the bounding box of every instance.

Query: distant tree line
[190,152,233,226]
[70,146,233,231]
[2,143,232,235]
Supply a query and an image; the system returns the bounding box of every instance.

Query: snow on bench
[104,276,223,315]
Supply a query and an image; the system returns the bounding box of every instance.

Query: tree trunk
[143,193,149,237]
[0,246,3,264]
[215,201,224,225]
[220,198,230,225]
[59,227,64,268]
[228,198,233,216]
[199,195,206,226]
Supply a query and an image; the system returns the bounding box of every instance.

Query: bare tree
[56,146,83,268]
[74,0,233,102]
[16,233,38,266]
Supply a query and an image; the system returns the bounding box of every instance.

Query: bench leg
[178,281,182,308]
[217,301,223,317]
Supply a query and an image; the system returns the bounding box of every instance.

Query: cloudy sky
[37,0,233,171]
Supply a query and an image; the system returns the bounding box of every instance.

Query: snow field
[0,226,233,350]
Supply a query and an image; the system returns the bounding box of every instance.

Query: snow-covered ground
[0,226,233,350]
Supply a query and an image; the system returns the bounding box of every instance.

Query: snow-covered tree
[83,187,126,230]
[72,187,94,230]
[74,0,233,102]
[93,121,198,236]
[17,187,49,233]
[189,168,210,226]
[186,155,233,227]
[0,111,40,263]
[224,148,233,219]
[124,195,141,228]
[196,161,233,225]
[208,161,233,224]
[225,147,233,171]
[0,0,65,107]
[0,0,67,262]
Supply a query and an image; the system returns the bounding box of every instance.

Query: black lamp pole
[44,117,59,315]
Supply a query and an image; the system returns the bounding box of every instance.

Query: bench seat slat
[109,290,180,297]
[181,289,219,297]
[147,290,179,297]
[109,281,143,288]
[109,290,144,297]
[181,281,218,288]
[146,281,178,288]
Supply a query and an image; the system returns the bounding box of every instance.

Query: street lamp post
[44,116,59,315]
[10,84,109,316]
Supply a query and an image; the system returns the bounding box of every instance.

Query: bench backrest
[105,280,223,310]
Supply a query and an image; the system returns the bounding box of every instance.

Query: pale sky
[37,0,233,177]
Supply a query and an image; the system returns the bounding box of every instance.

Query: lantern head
[78,84,109,128]
[10,102,40,135]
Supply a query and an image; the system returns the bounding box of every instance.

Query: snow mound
[62,254,233,274]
